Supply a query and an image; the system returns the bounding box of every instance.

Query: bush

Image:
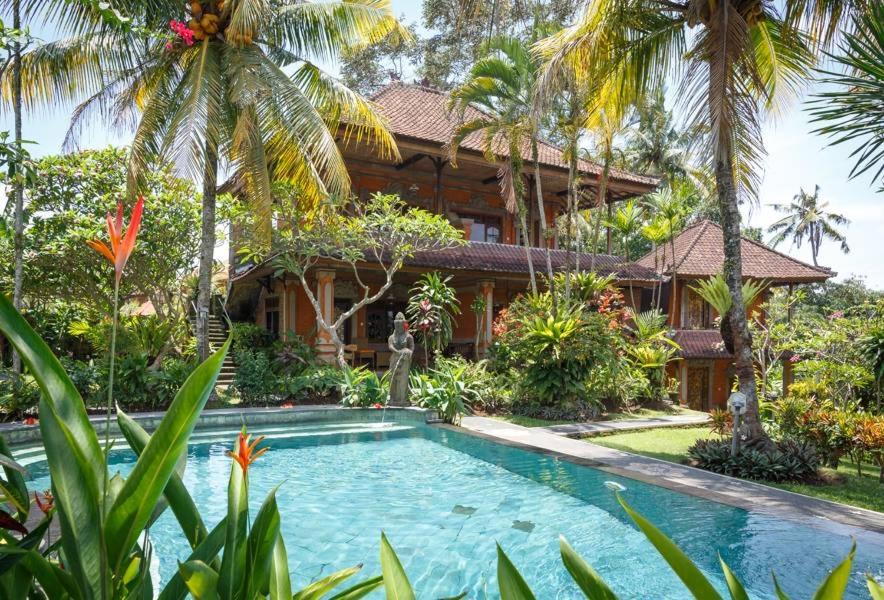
[283,364,344,400]
[688,437,820,483]
[339,366,388,407]
[0,370,40,419]
[410,357,484,424]
[272,335,314,375]
[230,322,275,355]
[233,349,278,404]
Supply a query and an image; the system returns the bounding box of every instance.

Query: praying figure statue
[388,312,414,406]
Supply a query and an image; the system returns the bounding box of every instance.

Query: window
[466,214,501,244]
[682,287,712,329]
[366,302,407,342]
[264,296,280,338]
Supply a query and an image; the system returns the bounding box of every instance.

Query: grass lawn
[491,406,705,428]
[589,426,884,514]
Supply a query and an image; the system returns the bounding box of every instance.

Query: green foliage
[340,366,389,407]
[690,274,766,317]
[409,357,484,424]
[230,322,276,356]
[687,438,821,483]
[5,148,200,321]
[406,272,460,360]
[809,2,884,188]
[233,350,278,405]
[283,365,345,401]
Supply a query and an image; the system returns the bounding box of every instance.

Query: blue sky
[2,1,881,289]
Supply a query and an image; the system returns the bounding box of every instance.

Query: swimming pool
[21,415,884,598]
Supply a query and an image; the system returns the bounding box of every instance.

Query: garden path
[539,413,709,437]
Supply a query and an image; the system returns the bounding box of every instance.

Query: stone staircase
[196,316,236,390]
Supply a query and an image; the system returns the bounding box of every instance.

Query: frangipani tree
[269,192,464,368]
[5,0,405,359]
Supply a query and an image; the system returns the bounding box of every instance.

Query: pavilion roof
[635,220,833,283]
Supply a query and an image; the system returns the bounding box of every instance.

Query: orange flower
[34,490,53,514]
[87,195,145,283]
[227,431,268,474]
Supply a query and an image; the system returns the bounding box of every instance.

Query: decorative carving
[387,312,414,406]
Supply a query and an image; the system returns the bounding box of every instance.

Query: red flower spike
[87,195,144,283]
[34,490,54,515]
[227,431,268,474]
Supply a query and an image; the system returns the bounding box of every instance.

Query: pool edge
[452,416,884,541]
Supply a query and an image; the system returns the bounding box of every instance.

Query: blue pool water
[23,418,884,598]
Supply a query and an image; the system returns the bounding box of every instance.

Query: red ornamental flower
[373,403,384,409]
[34,490,53,515]
[87,196,144,284]
[227,431,268,474]
[22,417,37,426]
[280,402,294,408]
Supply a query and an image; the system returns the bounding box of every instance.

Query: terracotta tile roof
[635,220,833,283]
[370,82,659,189]
[231,242,660,284]
[407,242,659,282]
[672,330,732,359]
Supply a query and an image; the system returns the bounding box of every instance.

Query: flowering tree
[267,192,464,368]
[406,272,460,366]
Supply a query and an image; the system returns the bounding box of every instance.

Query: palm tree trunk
[517,197,537,295]
[714,150,768,446]
[588,153,611,273]
[565,131,579,302]
[196,142,218,361]
[532,138,555,306]
[10,0,24,381]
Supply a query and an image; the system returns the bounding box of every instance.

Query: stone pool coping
[456,415,884,542]
[0,405,431,446]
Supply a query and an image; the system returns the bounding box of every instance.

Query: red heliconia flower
[22,417,37,426]
[227,431,268,474]
[373,403,384,409]
[34,490,54,515]
[87,196,144,284]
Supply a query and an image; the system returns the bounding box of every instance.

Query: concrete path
[540,412,709,437]
[458,415,884,540]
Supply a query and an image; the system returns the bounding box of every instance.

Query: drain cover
[452,505,477,515]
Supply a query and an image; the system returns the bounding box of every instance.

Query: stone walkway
[458,415,884,540]
[540,412,710,437]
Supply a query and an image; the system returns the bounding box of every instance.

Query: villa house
[636,220,832,410]
[227,82,831,410]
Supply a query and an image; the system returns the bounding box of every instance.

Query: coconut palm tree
[448,35,551,296]
[7,0,403,359]
[533,0,850,444]
[768,185,849,266]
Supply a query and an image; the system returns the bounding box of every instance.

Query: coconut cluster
[686,0,766,28]
[185,1,253,45]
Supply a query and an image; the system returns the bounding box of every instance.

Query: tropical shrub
[409,357,485,424]
[796,407,857,468]
[283,364,344,400]
[406,271,461,365]
[340,365,389,407]
[0,369,40,419]
[853,416,884,482]
[230,321,275,355]
[708,408,733,436]
[688,438,820,483]
[271,334,314,375]
[233,349,278,404]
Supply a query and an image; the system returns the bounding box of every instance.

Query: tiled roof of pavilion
[635,220,833,283]
[407,242,659,282]
[369,82,659,189]
[671,330,732,360]
[231,242,660,284]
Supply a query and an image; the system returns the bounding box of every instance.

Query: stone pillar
[315,270,337,363]
[478,280,495,353]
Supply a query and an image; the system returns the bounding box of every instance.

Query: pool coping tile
[454,416,884,542]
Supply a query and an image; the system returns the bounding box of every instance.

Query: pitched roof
[231,242,660,284]
[635,220,833,283]
[407,242,659,282]
[370,82,658,189]
[671,330,732,359]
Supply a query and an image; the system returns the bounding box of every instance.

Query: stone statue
[388,312,414,406]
